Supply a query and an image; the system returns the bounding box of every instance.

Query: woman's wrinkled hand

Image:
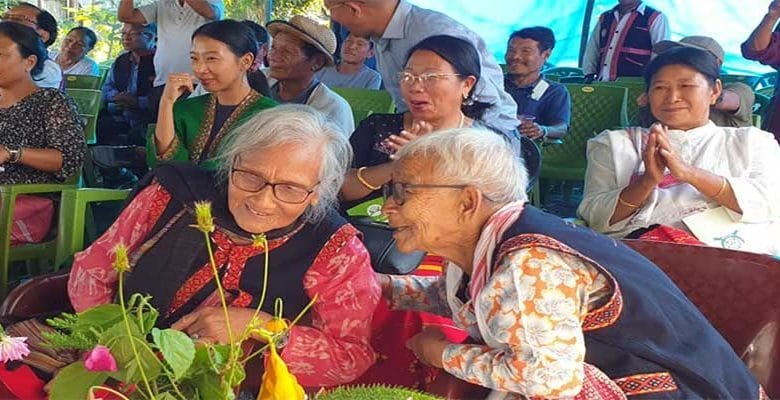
[407,328,448,369]
[171,306,272,345]
[641,124,667,185]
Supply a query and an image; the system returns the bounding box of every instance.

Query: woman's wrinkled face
[227,141,321,234]
[60,30,90,60]
[648,64,721,131]
[190,35,252,93]
[381,156,464,254]
[0,34,36,85]
[400,49,475,122]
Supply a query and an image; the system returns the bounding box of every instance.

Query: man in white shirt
[2,3,62,88]
[118,0,223,117]
[582,0,669,82]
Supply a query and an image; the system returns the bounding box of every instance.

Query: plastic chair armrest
[55,188,130,267]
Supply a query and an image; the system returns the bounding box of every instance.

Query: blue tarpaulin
[411,0,775,75]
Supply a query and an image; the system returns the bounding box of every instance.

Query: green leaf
[187,345,215,377]
[126,293,159,333]
[225,362,246,388]
[210,344,232,371]
[158,392,179,400]
[195,371,229,400]
[75,304,124,331]
[105,326,162,383]
[152,328,196,380]
[48,361,108,400]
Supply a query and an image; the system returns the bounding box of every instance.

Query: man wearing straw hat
[266,15,355,136]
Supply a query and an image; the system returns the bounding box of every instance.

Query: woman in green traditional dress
[148,19,277,170]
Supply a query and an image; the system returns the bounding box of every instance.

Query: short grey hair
[216,104,353,224]
[394,128,527,204]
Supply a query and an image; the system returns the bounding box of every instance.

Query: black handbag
[348,216,426,275]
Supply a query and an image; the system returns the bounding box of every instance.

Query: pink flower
[0,334,30,362]
[84,345,118,372]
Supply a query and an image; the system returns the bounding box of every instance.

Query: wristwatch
[5,146,21,163]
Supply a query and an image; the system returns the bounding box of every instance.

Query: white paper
[683,207,780,257]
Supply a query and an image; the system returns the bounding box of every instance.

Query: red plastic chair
[623,239,780,397]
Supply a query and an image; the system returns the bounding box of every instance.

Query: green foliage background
[7,0,324,64]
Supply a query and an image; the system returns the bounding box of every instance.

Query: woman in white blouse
[50,26,100,76]
[578,46,780,238]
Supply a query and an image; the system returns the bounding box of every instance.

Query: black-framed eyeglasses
[382,181,467,206]
[231,166,318,204]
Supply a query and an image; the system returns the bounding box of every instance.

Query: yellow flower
[257,341,305,400]
[193,201,215,233]
[252,233,267,249]
[112,243,130,273]
[247,316,288,343]
[263,317,288,335]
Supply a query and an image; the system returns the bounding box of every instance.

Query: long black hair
[192,20,267,94]
[0,21,47,77]
[406,35,491,120]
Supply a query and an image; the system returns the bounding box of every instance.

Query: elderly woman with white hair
[67,104,380,387]
[379,128,763,399]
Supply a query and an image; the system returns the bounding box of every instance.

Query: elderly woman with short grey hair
[68,104,381,388]
[379,127,763,399]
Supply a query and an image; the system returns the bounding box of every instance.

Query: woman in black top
[0,22,85,184]
[340,35,516,209]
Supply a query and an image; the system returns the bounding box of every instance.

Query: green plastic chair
[64,74,103,90]
[330,87,395,126]
[543,66,584,78]
[597,77,646,125]
[0,183,129,299]
[754,93,772,117]
[532,84,628,206]
[54,188,130,268]
[757,86,775,98]
[0,183,74,299]
[721,74,762,89]
[66,88,102,145]
[559,76,585,84]
[97,65,111,87]
[757,71,777,89]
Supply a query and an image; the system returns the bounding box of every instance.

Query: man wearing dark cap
[635,36,755,128]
